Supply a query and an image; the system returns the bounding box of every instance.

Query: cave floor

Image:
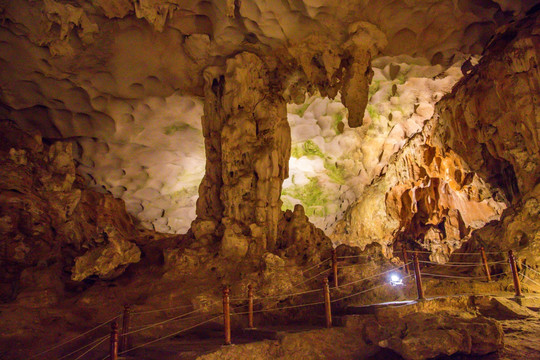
[69,294,540,360]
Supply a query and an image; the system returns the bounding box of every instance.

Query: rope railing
[405,250,504,255]
[28,313,121,359]
[29,247,539,360]
[521,273,540,287]
[131,303,195,315]
[523,264,540,276]
[301,258,331,274]
[418,260,507,267]
[337,264,410,289]
[72,337,108,360]
[110,314,223,360]
[420,271,510,280]
[337,254,371,260]
[56,335,109,360]
[122,307,205,337]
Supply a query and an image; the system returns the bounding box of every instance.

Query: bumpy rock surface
[332,126,506,260]
[193,52,291,257]
[430,13,540,268]
[333,10,540,261]
[2,0,536,235]
[0,121,142,301]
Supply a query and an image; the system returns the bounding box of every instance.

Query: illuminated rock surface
[0,1,539,359]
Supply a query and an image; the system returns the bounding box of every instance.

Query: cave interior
[0,0,539,359]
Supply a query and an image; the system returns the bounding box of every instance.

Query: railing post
[508,250,523,297]
[332,248,339,288]
[223,286,231,345]
[412,252,425,300]
[480,247,491,282]
[402,244,410,275]
[109,321,118,360]
[323,278,332,328]
[247,284,254,329]
[120,304,131,352]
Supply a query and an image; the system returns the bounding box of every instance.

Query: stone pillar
[194,52,291,259]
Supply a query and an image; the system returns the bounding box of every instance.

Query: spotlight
[389,273,403,286]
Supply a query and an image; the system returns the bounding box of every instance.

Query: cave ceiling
[0,0,537,234]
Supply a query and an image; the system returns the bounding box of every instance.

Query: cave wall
[430,12,540,264]
[432,13,540,202]
[0,120,145,302]
[331,11,540,260]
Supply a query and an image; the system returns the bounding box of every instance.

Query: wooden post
[332,248,339,288]
[223,287,231,345]
[508,250,523,297]
[109,321,119,360]
[120,304,131,352]
[323,278,332,328]
[412,252,425,300]
[480,247,491,282]
[402,244,410,275]
[247,284,254,329]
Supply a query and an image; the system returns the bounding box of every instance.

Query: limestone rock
[428,14,540,267]
[277,204,333,265]
[196,52,291,257]
[476,296,540,320]
[0,121,144,301]
[377,312,504,359]
[71,237,140,281]
[332,131,506,258]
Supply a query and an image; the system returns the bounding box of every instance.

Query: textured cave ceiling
[0,0,537,234]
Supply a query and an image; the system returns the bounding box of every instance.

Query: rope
[338,263,368,269]
[28,314,120,359]
[256,287,322,300]
[234,300,326,315]
[523,264,540,276]
[115,315,223,358]
[521,273,540,287]
[418,260,507,267]
[132,304,195,315]
[56,335,108,360]
[128,311,210,333]
[421,272,491,280]
[292,268,330,288]
[123,307,204,336]
[420,271,509,280]
[302,258,331,274]
[332,282,390,303]
[72,336,108,360]
[336,255,370,260]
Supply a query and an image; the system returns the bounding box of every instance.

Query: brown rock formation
[429,12,540,266]
[193,52,292,258]
[432,14,540,202]
[0,121,142,301]
[332,130,506,261]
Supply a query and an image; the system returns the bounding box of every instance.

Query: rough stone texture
[193,52,291,257]
[331,128,506,260]
[332,11,540,261]
[377,311,503,359]
[2,0,536,235]
[428,13,540,267]
[0,121,142,301]
[276,205,332,263]
[196,296,508,360]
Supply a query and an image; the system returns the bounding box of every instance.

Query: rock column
[194,52,291,259]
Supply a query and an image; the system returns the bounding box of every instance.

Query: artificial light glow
[389,273,403,286]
